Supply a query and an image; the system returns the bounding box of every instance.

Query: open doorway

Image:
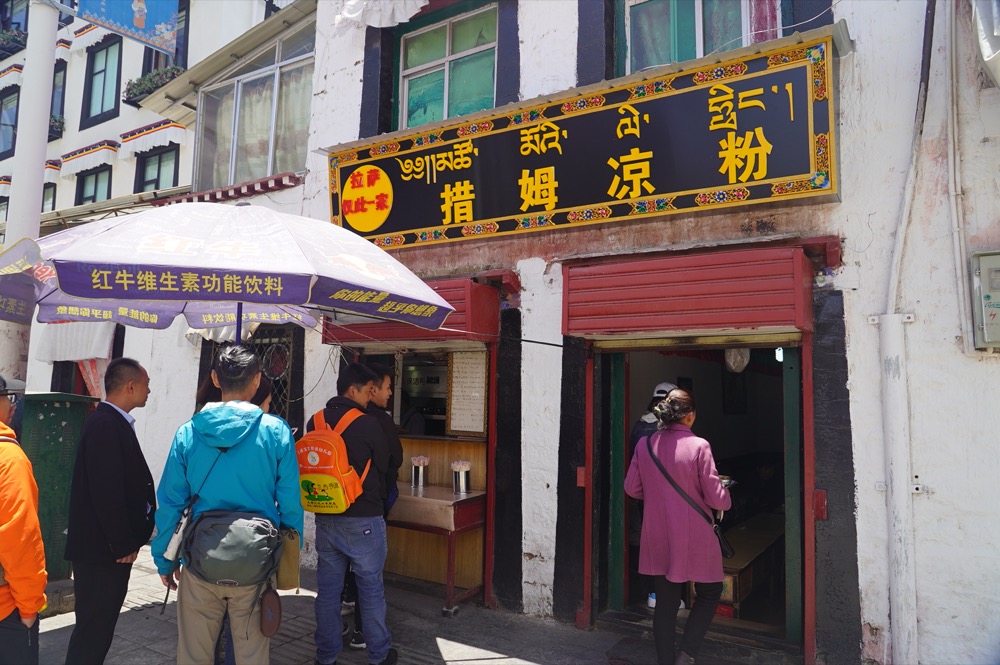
[603,345,803,643]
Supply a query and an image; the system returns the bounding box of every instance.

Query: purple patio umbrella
[0,202,453,337]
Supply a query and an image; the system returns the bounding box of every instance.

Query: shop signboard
[328,36,837,248]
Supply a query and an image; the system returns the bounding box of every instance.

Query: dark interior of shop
[622,347,792,635]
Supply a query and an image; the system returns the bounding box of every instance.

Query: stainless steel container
[411,464,426,488]
[453,470,470,494]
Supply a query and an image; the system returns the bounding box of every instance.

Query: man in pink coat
[625,389,731,665]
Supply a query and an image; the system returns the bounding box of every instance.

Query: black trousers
[65,560,133,665]
[652,577,723,665]
[0,608,39,665]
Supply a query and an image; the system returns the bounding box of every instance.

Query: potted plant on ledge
[48,115,65,141]
[0,28,26,60]
[123,65,185,107]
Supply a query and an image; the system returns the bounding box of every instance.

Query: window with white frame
[194,20,314,190]
[400,5,497,130]
[625,0,780,73]
[76,165,111,205]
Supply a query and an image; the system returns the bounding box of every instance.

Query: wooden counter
[715,512,785,618]
[386,485,486,615]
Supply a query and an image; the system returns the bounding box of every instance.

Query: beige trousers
[176,570,269,665]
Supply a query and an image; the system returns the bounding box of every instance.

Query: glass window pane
[405,68,444,128]
[42,185,55,212]
[196,83,236,189]
[279,20,315,61]
[102,43,119,112]
[95,170,110,201]
[274,62,313,175]
[234,75,275,185]
[451,9,497,55]
[404,26,446,70]
[82,174,96,200]
[230,48,277,79]
[1,93,17,152]
[448,49,494,117]
[703,0,743,55]
[0,199,7,222]
[630,0,696,71]
[158,150,176,188]
[51,68,65,116]
[143,155,160,183]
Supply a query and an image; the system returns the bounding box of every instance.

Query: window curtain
[197,84,235,189]
[703,0,744,55]
[630,0,695,71]
[274,62,313,175]
[235,75,274,185]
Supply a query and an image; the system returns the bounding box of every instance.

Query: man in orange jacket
[0,374,47,665]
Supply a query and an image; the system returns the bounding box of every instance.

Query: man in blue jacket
[151,345,302,665]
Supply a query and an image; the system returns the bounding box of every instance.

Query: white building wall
[834,1,1000,661]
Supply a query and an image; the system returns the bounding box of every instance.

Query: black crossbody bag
[646,437,735,559]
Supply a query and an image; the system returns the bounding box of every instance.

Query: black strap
[645,436,714,526]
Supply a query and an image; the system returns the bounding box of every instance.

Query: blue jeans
[315,515,390,664]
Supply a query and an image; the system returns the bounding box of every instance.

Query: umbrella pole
[236,302,243,342]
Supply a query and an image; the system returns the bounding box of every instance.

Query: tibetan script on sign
[329,36,838,248]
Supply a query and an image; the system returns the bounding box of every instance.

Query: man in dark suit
[64,358,155,665]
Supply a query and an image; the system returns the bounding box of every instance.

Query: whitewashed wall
[834,1,1000,661]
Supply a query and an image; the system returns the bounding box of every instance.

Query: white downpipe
[878,0,937,660]
[879,314,919,665]
[947,0,974,355]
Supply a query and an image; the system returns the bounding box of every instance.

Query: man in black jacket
[309,363,397,665]
[64,358,155,665]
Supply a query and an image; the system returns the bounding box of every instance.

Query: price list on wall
[447,351,488,436]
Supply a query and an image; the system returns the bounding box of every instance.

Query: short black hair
[215,345,261,392]
[105,358,144,394]
[367,363,392,384]
[337,362,378,395]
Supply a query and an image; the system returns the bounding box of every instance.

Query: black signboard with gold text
[328,37,837,248]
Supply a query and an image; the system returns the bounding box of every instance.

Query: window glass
[448,50,494,117]
[1,0,27,31]
[406,69,444,128]
[400,6,498,129]
[87,40,120,119]
[451,10,496,55]
[404,25,446,70]
[0,197,7,222]
[233,74,275,185]
[703,0,743,55]
[278,21,315,61]
[230,49,277,79]
[51,64,66,118]
[79,168,111,204]
[0,90,17,155]
[197,82,236,188]
[630,0,695,71]
[274,61,314,174]
[42,184,56,212]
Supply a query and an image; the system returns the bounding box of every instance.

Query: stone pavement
[37,547,750,665]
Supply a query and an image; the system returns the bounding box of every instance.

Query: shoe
[674,651,695,665]
[370,648,398,665]
[349,631,367,650]
[647,592,656,608]
[341,600,355,615]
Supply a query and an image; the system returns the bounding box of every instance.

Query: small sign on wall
[447,351,488,436]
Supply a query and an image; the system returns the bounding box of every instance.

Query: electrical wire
[706,0,842,58]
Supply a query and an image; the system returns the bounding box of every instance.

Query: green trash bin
[18,392,99,581]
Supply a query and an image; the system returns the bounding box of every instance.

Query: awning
[61,140,120,178]
[70,23,105,55]
[0,176,9,197]
[333,0,428,34]
[44,160,61,184]
[323,278,499,346]
[0,64,22,91]
[119,120,186,159]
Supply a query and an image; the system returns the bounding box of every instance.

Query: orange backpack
[296,408,370,514]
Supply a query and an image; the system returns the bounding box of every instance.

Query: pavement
[37,547,754,665]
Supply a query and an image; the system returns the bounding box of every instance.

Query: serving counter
[386,476,486,615]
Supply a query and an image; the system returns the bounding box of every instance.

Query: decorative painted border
[629,197,677,215]
[508,109,546,125]
[628,78,674,101]
[460,221,500,237]
[691,62,748,86]
[516,215,552,229]
[368,143,400,158]
[456,121,494,137]
[119,119,183,142]
[768,43,827,101]
[560,96,606,115]
[412,132,443,147]
[372,234,406,248]
[771,133,831,197]
[61,139,120,163]
[694,187,751,207]
[566,206,612,222]
[415,229,448,243]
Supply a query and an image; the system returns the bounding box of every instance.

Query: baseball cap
[652,382,677,399]
[0,375,26,395]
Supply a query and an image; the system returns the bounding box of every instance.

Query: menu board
[447,351,488,436]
